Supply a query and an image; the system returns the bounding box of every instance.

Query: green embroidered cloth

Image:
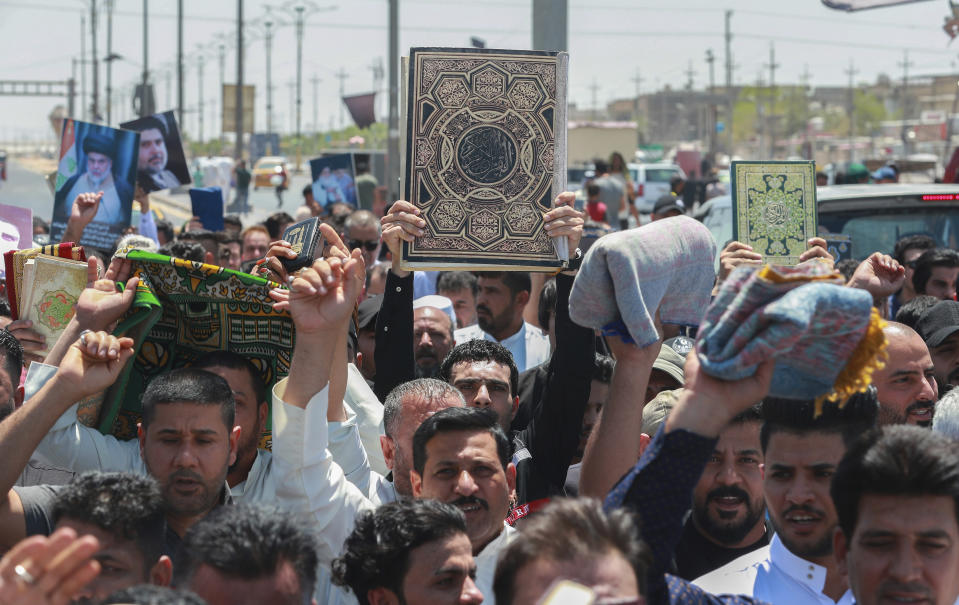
[101,249,289,448]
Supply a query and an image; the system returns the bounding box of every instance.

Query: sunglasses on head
[350,239,379,252]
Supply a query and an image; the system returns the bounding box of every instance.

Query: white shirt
[24,362,275,503]
[342,363,388,476]
[693,534,855,605]
[272,377,512,604]
[454,321,551,372]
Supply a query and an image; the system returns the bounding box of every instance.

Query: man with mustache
[917,301,959,393]
[411,297,456,379]
[695,393,879,604]
[134,117,181,192]
[872,322,938,426]
[454,272,550,372]
[674,405,769,580]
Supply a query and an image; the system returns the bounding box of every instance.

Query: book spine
[551,51,570,262]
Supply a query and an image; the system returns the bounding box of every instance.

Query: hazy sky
[0,0,955,141]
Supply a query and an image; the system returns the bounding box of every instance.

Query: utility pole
[311,74,321,133]
[899,50,913,154]
[764,43,779,158]
[800,65,812,159]
[724,9,734,154]
[335,68,349,129]
[295,5,305,172]
[105,0,113,124]
[845,59,858,161]
[264,16,274,154]
[630,69,643,141]
[387,0,399,199]
[140,0,149,117]
[80,15,87,120]
[91,0,99,121]
[706,49,716,154]
[288,80,296,134]
[218,44,225,145]
[165,69,172,110]
[197,54,205,144]
[589,80,599,120]
[235,0,244,159]
[178,0,184,127]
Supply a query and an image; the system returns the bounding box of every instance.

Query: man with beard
[411,303,455,379]
[0,329,23,425]
[454,272,550,372]
[917,300,959,393]
[674,405,769,580]
[694,393,879,604]
[0,330,237,562]
[134,117,181,191]
[872,322,938,426]
[54,133,132,226]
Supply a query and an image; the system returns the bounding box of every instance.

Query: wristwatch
[564,248,583,272]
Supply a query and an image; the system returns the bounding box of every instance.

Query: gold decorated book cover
[21,255,87,355]
[401,47,569,271]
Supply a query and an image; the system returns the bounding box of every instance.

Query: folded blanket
[569,216,717,347]
[696,262,886,400]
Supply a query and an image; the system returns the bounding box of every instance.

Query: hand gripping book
[280,217,324,273]
[20,255,88,355]
[400,47,569,271]
[731,160,818,266]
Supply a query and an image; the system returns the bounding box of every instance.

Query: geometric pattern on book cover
[732,161,817,267]
[405,48,561,267]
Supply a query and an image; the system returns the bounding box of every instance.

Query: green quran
[98,249,289,449]
[401,47,569,271]
[731,161,818,266]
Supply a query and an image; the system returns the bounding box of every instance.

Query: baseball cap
[652,344,686,386]
[641,388,683,436]
[916,300,959,348]
[871,166,897,181]
[652,194,685,216]
[663,335,694,358]
[357,295,382,331]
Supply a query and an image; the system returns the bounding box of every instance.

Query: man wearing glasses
[344,209,382,271]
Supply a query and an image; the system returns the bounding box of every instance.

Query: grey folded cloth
[569,216,717,347]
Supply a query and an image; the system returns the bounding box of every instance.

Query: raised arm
[372,200,423,401]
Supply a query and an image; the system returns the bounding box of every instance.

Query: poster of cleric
[49,119,139,250]
[121,110,191,193]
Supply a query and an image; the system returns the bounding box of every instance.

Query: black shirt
[673,516,772,581]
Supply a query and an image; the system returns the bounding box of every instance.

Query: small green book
[731,160,817,266]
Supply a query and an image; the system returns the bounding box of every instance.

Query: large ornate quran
[401,47,569,271]
[731,161,818,266]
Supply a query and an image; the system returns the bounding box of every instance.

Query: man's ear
[638,433,651,456]
[509,396,519,421]
[833,527,849,577]
[515,290,530,308]
[380,435,396,471]
[257,401,268,434]
[410,469,424,498]
[150,555,173,587]
[138,423,147,459]
[506,462,517,493]
[229,425,241,463]
[14,385,23,409]
[367,587,401,605]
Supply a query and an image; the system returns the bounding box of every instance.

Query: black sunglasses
[349,239,379,252]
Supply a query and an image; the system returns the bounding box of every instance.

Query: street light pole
[198,54,204,144]
[141,0,149,117]
[105,0,113,124]
[387,0,399,200]
[265,18,274,155]
[91,0,99,121]
[294,5,304,172]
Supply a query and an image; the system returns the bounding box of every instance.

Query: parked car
[694,183,959,266]
[252,156,290,190]
[633,163,686,213]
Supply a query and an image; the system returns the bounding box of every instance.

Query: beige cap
[641,388,683,436]
[652,345,686,387]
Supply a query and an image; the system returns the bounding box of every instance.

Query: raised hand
[0,528,100,605]
[717,241,763,283]
[73,257,138,333]
[69,192,102,228]
[846,252,905,300]
[272,250,365,336]
[798,236,835,268]
[544,191,585,257]
[380,200,424,277]
[54,331,135,400]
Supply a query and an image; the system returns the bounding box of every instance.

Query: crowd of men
[0,156,958,605]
